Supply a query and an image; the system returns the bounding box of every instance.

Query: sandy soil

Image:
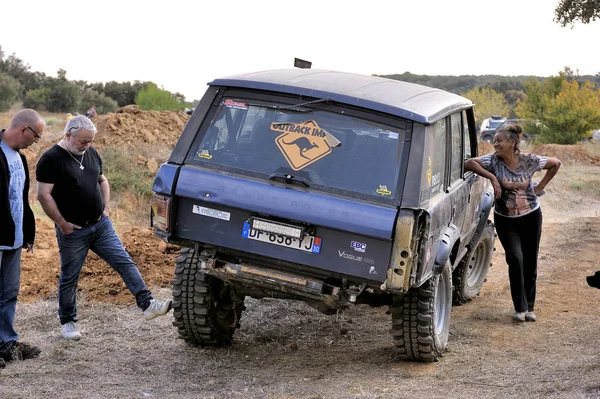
[1,109,600,398]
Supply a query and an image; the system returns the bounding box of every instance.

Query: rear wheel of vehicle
[453,222,494,305]
[390,263,452,362]
[171,248,245,346]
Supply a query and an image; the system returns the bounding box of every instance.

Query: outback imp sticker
[192,205,231,221]
[351,241,367,252]
[271,120,335,171]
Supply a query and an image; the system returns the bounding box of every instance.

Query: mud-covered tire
[390,264,452,362]
[171,248,245,346]
[453,222,494,305]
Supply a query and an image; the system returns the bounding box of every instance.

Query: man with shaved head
[0,109,45,368]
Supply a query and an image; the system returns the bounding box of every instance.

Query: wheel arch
[432,224,460,275]
[468,188,495,249]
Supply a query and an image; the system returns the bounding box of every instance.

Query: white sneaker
[143,299,172,321]
[512,312,526,322]
[525,311,537,322]
[61,321,82,340]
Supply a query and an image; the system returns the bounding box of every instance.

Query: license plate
[241,222,321,254]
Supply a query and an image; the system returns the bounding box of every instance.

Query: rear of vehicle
[152,70,493,361]
[479,115,507,142]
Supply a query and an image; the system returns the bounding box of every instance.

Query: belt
[84,215,103,226]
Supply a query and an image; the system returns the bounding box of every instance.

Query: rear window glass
[488,119,506,128]
[190,97,410,199]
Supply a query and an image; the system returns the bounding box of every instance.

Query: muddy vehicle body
[151,69,495,361]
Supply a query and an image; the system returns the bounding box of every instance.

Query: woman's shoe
[512,312,526,322]
[525,311,537,322]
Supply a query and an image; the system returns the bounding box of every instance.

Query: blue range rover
[151,69,495,362]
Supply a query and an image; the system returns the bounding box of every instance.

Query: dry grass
[4,275,600,399]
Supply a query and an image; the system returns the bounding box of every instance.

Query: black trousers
[494,208,543,313]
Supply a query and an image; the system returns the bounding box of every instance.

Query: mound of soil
[20,219,180,304]
[18,107,192,303]
[530,144,600,165]
[93,105,190,151]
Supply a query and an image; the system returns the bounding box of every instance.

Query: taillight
[151,194,171,232]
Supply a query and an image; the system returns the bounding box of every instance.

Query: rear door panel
[173,167,396,281]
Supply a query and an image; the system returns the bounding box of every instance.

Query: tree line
[378,69,600,145]
[0,46,195,116]
[2,46,599,144]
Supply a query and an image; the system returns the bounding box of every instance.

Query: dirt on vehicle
[2,109,600,398]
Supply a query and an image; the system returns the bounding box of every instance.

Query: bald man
[0,109,44,368]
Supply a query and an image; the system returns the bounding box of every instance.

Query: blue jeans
[0,248,22,348]
[55,216,152,324]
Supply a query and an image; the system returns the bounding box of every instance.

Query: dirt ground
[1,110,600,398]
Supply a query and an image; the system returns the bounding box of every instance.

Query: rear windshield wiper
[268,172,311,187]
[278,98,332,110]
[247,98,332,113]
[246,103,312,113]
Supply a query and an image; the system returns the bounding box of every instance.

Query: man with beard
[36,115,171,341]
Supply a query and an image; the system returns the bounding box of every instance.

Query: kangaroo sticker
[272,120,334,171]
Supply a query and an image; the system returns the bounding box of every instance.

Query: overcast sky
[3,0,600,101]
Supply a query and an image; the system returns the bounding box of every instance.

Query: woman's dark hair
[496,124,522,154]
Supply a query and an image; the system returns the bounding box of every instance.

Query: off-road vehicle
[479,115,507,142]
[151,69,495,362]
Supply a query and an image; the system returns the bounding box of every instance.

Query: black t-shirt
[36,144,104,226]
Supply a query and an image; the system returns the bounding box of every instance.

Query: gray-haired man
[36,115,171,340]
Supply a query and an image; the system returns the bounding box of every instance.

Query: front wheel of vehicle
[171,248,245,347]
[390,263,452,362]
[453,222,494,305]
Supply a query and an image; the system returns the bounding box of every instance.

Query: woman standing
[465,124,561,322]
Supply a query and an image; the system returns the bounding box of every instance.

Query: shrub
[0,72,22,112]
[135,82,184,111]
[47,81,80,113]
[103,81,146,107]
[23,87,50,110]
[80,90,118,115]
[100,146,155,198]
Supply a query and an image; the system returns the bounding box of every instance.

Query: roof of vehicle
[208,69,473,125]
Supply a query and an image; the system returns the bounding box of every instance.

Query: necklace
[66,149,85,170]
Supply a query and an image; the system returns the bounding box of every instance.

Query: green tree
[103,80,146,107]
[555,0,600,26]
[47,80,80,112]
[516,72,600,144]
[135,82,184,111]
[462,87,511,126]
[0,72,22,112]
[504,90,527,118]
[80,90,118,115]
[0,47,49,97]
[23,87,51,110]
